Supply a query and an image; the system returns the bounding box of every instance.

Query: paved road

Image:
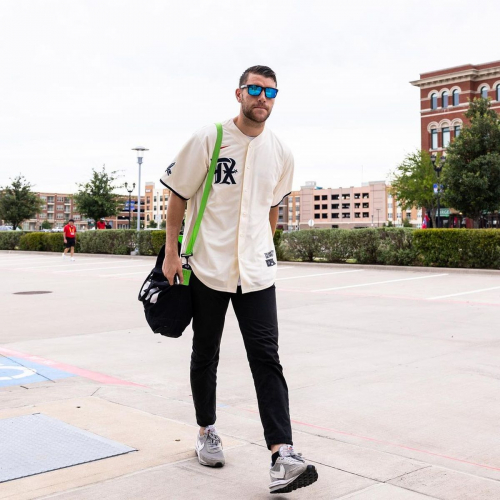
[1,251,500,499]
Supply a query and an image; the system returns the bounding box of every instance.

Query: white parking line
[56,264,152,273]
[428,285,500,300]
[312,273,448,292]
[15,259,111,270]
[99,271,150,277]
[276,269,364,281]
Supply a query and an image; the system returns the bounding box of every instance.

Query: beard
[242,101,272,123]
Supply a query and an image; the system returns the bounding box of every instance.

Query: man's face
[236,73,277,124]
[69,221,74,227]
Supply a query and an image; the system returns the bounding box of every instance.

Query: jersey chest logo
[214,158,237,185]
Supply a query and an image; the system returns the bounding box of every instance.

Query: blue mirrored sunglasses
[240,84,279,99]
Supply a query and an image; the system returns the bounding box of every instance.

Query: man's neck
[233,113,265,138]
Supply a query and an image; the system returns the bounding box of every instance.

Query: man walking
[62,219,77,261]
[161,66,318,494]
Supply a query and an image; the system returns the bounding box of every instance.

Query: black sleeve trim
[271,192,291,208]
[159,179,189,201]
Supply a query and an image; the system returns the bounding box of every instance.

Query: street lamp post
[131,147,149,232]
[376,208,381,227]
[430,153,446,228]
[124,182,135,230]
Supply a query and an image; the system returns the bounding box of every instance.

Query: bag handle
[183,122,223,258]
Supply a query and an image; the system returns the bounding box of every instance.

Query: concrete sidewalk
[1,252,500,499]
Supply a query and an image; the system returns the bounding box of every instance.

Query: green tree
[442,98,500,228]
[160,219,166,229]
[390,150,439,228]
[73,167,122,224]
[41,220,53,230]
[0,175,43,230]
[148,220,158,228]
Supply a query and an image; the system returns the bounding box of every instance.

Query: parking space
[1,251,500,499]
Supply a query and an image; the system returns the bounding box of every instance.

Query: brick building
[21,193,88,231]
[411,60,500,153]
[411,60,500,228]
[144,182,171,227]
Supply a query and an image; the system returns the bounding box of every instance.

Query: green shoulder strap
[183,121,222,260]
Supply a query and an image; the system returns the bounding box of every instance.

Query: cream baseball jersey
[160,118,294,293]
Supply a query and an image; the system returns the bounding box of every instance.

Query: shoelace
[205,426,222,451]
[280,445,305,463]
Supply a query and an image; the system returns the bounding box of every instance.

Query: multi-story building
[411,60,500,153]
[22,193,88,231]
[276,190,300,231]
[411,60,500,228]
[386,187,422,227]
[144,182,171,227]
[299,181,387,230]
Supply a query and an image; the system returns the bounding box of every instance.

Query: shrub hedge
[1,228,499,269]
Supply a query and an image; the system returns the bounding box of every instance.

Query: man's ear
[235,88,242,102]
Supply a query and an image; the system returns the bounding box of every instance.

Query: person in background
[96,218,106,230]
[62,219,77,261]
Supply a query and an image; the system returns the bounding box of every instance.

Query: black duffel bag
[138,245,192,338]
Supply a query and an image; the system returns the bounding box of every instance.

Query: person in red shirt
[62,219,77,261]
[96,218,106,230]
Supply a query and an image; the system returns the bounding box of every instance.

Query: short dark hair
[69,219,74,222]
[239,65,277,87]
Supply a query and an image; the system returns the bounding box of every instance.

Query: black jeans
[190,273,293,450]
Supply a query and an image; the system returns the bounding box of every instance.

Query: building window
[388,202,393,209]
[388,193,392,199]
[322,204,327,209]
[431,129,438,149]
[47,196,54,203]
[321,195,327,200]
[56,214,63,219]
[363,212,369,218]
[314,195,320,200]
[314,213,320,219]
[342,203,350,209]
[332,204,339,209]
[342,213,351,219]
[321,213,328,219]
[406,211,412,218]
[363,203,369,208]
[332,213,339,219]
[57,196,64,202]
[497,85,500,101]
[481,86,488,98]
[442,91,449,108]
[314,204,320,210]
[354,212,360,218]
[354,203,360,209]
[362,193,369,199]
[56,205,64,211]
[430,93,437,109]
[332,225,339,229]
[442,127,450,148]
[342,194,350,200]
[388,212,393,219]
[454,125,461,137]
[354,193,360,199]
[453,89,460,106]
[331,194,339,200]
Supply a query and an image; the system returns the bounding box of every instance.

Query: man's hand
[64,239,67,244]
[162,249,183,285]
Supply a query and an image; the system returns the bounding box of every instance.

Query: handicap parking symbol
[0,358,75,388]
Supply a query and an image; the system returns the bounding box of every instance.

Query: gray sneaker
[269,445,318,494]
[195,425,225,468]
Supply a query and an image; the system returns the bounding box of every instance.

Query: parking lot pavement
[1,251,500,499]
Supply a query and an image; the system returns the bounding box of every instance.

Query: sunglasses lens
[248,85,262,96]
[265,88,278,98]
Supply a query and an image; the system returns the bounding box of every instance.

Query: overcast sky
[1,0,499,195]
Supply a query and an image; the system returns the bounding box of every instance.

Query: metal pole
[437,170,441,228]
[128,192,132,229]
[136,158,142,232]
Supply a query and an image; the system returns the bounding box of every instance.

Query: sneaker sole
[270,465,318,494]
[195,446,224,468]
